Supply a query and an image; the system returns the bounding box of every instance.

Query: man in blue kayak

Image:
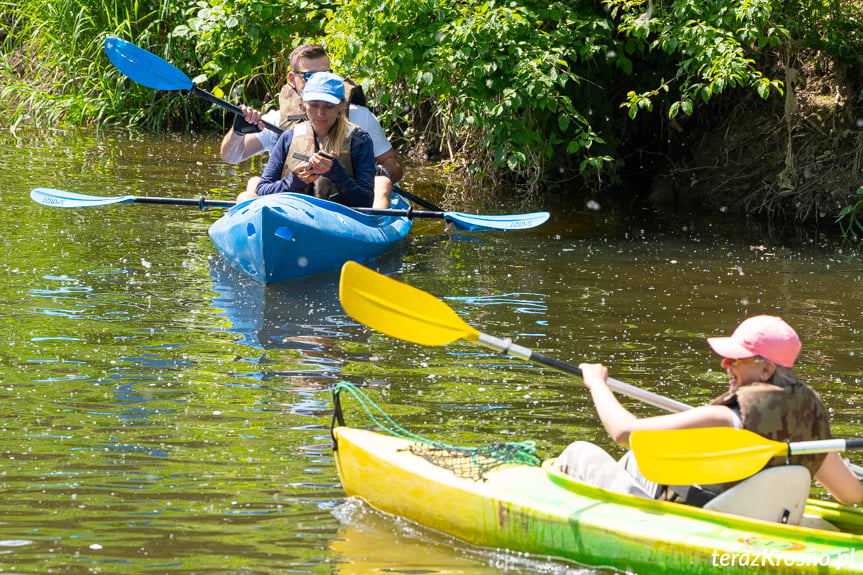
[219,43,402,209]
[554,315,863,506]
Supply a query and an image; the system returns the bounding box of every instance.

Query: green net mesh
[333,381,541,482]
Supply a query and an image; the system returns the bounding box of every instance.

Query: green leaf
[558,115,570,132]
[681,100,693,116]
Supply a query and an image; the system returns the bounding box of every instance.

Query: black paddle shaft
[128,195,448,220]
[190,86,283,134]
[131,196,236,209]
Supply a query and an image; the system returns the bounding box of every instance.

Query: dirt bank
[647,50,863,226]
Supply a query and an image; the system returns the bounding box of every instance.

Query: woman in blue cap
[243,72,375,207]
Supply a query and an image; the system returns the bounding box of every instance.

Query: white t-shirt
[255,105,393,159]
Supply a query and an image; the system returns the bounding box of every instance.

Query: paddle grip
[530,351,584,378]
[535,353,692,412]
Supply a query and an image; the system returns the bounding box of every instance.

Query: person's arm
[321,131,375,207]
[221,130,266,164]
[579,363,738,447]
[375,148,403,183]
[349,105,403,183]
[255,130,309,196]
[815,452,863,505]
[219,105,267,164]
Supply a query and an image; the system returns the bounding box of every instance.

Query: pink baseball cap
[706,315,801,368]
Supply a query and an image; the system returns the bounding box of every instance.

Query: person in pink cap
[554,315,862,506]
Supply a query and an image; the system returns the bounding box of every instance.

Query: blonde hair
[324,104,352,155]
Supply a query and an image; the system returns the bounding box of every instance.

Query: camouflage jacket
[709,381,831,482]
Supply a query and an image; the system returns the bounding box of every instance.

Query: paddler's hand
[233,104,265,134]
[578,363,609,391]
[293,163,319,184]
[309,152,335,176]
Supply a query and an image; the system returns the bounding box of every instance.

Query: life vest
[709,381,830,484]
[664,380,831,506]
[282,121,357,203]
[278,78,365,130]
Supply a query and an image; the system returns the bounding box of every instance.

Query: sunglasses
[724,357,763,368]
[295,69,331,81]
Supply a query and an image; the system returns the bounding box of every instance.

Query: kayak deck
[208,193,412,284]
[333,427,863,574]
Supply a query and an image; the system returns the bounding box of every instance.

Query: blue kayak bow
[104,36,447,213]
[30,188,550,232]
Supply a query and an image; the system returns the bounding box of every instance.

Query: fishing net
[332,381,541,481]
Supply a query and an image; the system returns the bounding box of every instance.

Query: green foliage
[1,0,861,205]
[611,0,788,121]
[325,0,618,195]
[0,0,201,130]
[169,0,329,105]
[781,0,863,62]
[836,187,863,245]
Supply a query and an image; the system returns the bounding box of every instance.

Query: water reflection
[332,499,593,575]
[208,248,405,351]
[4,129,863,574]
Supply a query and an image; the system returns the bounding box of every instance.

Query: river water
[1,129,861,574]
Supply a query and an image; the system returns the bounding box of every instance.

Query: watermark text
[712,548,855,569]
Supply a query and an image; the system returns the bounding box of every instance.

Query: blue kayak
[208,193,412,285]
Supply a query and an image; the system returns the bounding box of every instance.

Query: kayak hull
[333,427,863,574]
[208,193,412,285]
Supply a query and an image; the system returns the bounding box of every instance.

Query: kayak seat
[799,513,840,531]
[703,465,811,525]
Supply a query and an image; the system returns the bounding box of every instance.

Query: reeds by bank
[0,0,203,131]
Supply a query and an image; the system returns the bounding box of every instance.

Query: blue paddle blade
[104,37,193,91]
[446,211,550,231]
[30,188,135,208]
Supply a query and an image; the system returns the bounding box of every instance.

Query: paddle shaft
[790,438,863,456]
[32,189,475,221]
[475,333,692,413]
[135,196,235,208]
[190,86,282,134]
[81,195,467,219]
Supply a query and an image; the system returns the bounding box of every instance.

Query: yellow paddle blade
[339,261,481,346]
[630,427,788,485]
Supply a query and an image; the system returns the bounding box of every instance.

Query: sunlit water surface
[1,129,862,574]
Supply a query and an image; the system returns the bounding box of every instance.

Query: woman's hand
[293,163,319,184]
[309,151,335,175]
[579,363,609,391]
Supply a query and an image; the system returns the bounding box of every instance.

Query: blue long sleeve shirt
[255,127,375,208]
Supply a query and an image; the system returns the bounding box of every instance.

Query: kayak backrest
[703,465,811,525]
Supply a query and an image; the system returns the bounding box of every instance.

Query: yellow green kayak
[333,427,863,574]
